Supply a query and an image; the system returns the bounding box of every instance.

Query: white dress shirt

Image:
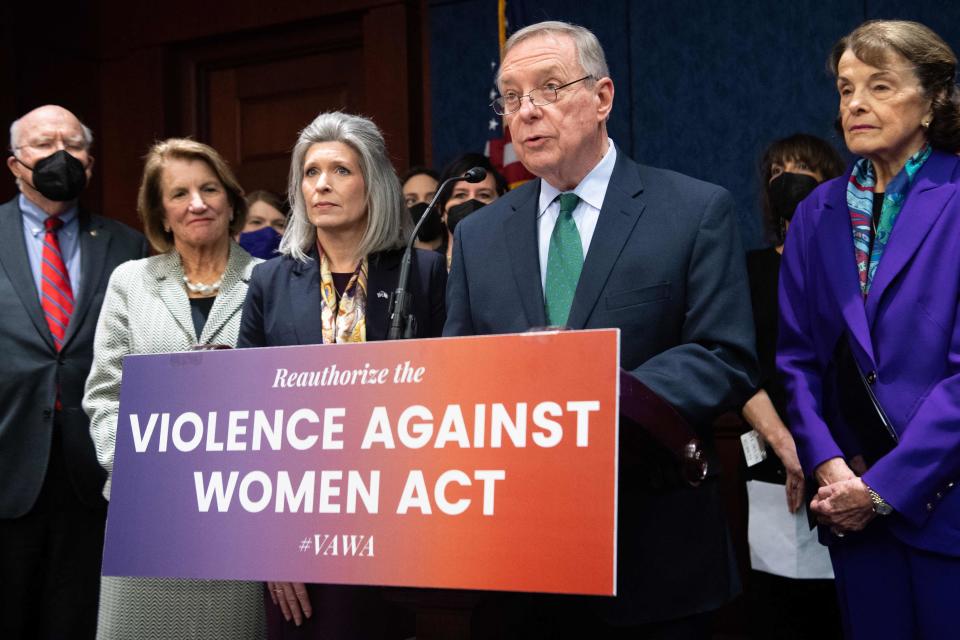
[536,140,617,288]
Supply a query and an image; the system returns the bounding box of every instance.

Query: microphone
[462,167,487,183]
[387,167,487,340]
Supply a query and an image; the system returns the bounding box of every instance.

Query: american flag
[484,0,534,189]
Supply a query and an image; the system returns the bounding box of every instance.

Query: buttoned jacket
[779,150,960,555]
[444,148,758,624]
[83,243,259,499]
[0,197,147,517]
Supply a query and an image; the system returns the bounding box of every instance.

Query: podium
[618,369,708,486]
[103,330,620,600]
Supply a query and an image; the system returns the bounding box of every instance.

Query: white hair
[9,112,94,153]
[499,21,610,89]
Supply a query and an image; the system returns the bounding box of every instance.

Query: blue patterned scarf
[846,145,931,297]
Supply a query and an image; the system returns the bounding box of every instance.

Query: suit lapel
[290,249,325,345]
[199,243,253,344]
[865,152,958,326]
[366,250,401,341]
[148,252,198,342]
[0,199,54,350]
[502,183,547,328]
[818,177,875,362]
[62,212,110,350]
[566,154,646,330]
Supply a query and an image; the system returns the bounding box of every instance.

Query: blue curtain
[429,0,960,249]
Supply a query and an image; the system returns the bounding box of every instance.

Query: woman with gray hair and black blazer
[238,111,446,639]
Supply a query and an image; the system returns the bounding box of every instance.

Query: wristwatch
[865,485,893,515]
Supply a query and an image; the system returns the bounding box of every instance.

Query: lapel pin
[89,230,98,236]
[377,290,388,299]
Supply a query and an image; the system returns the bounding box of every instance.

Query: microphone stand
[386,168,486,340]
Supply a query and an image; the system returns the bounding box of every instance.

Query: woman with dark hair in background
[742,133,845,639]
[400,166,444,252]
[243,189,288,235]
[238,111,446,639]
[779,20,960,638]
[436,152,508,269]
[239,189,288,259]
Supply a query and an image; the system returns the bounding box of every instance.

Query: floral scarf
[846,144,931,297]
[318,246,367,344]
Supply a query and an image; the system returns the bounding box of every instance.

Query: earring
[922,119,931,129]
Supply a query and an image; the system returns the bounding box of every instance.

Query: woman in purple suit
[778,20,960,639]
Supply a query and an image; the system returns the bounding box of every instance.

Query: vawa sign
[102,329,619,595]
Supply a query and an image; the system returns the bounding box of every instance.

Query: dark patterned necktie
[544,193,582,327]
[41,216,74,350]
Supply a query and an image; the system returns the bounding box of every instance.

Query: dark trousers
[830,523,960,640]
[0,424,106,640]
[265,584,414,640]
[563,607,713,639]
[746,570,842,640]
[465,592,714,640]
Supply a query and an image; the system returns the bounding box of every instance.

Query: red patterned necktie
[41,216,74,350]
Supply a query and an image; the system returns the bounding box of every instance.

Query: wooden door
[174,4,417,197]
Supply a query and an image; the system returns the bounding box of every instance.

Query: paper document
[747,480,834,580]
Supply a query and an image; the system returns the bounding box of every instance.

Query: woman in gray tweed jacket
[83,139,265,639]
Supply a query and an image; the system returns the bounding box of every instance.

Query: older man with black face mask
[0,105,147,639]
[445,21,758,638]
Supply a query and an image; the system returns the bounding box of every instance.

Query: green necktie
[544,192,583,327]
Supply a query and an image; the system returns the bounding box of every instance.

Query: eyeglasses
[490,75,594,116]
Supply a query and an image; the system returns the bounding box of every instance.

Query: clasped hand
[810,457,875,534]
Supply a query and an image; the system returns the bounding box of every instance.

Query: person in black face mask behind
[740,133,845,640]
[436,153,508,270]
[0,105,148,639]
[15,144,90,202]
[401,166,445,253]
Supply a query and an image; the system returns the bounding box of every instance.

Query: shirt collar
[20,193,79,238]
[538,139,618,218]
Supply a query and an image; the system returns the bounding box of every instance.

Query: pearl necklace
[183,274,223,296]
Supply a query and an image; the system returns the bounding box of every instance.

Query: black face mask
[446,199,488,234]
[17,150,88,202]
[408,202,444,243]
[767,172,819,223]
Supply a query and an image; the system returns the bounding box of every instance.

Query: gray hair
[281,111,410,262]
[499,21,610,88]
[830,20,960,153]
[9,115,94,154]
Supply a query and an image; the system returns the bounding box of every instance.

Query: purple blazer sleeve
[776,194,846,473]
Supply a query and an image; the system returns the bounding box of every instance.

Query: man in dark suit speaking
[0,105,147,639]
[444,21,758,638]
